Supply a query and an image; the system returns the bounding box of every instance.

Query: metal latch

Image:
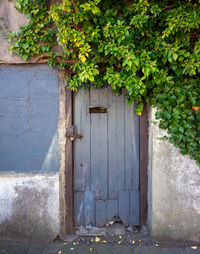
[69,134,83,141]
[66,126,83,141]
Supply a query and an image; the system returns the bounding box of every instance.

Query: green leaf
[173,53,178,61]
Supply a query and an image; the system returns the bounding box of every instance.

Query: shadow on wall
[0,65,60,173]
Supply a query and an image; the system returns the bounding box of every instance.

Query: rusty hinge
[66,126,83,141]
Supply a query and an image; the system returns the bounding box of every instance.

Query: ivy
[4,0,200,165]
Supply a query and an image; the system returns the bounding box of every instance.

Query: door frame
[62,84,148,235]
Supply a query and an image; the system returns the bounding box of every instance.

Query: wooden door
[73,86,140,226]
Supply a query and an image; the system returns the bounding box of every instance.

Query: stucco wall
[0,64,61,241]
[0,0,30,64]
[0,173,59,242]
[148,107,200,243]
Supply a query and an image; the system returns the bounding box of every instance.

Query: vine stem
[71,0,78,13]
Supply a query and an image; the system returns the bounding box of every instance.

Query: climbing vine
[3,0,200,165]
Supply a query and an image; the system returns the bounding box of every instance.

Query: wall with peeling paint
[148,108,200,243]
[0,63,61,241]
[0,173,59,242]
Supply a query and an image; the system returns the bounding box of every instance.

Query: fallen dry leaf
[190,246,197,249]
[138,240,142,243]
[95,237,100,242]
[192,107,200,112]
[90,248,93,252]
[100,239,107,243]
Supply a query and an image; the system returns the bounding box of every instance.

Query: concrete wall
[148,107,200,243]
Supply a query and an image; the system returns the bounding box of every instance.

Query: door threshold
[75,222,133,237]
[75,226,107,237]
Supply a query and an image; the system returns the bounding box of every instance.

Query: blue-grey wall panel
[0,65,59,173]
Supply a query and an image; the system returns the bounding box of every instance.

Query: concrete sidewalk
[0,241,200,254]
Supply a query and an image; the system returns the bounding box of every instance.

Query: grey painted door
[73,86,140,226]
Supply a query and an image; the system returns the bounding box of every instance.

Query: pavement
[0,241,200,254]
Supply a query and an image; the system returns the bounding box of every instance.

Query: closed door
[73,86,140,226]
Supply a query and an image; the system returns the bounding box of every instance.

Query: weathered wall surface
[0,0,61,64]
[0,65,59,173]
[148,107,200,243]
[0,173,59,242]
[0,65,61,241]
[0,0,30,64]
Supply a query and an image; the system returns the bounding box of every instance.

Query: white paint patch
[0,173,59,240]
[0,181,18,222]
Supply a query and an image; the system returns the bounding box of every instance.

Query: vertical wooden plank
[74,87,91,225]
[88,88,100,224]
[73,90,84,191]
[107,200,118,222]
[74,192,84,226]
[107,87,117,199]
[74,88,90,192]
[139,103,148,225]
[108,87,125,199]
[90,87,108,200]
[97,114,108,199]
[58,70,69,237]
[98,87,108,199]
[90,88,100,198]
[118,191,129,226]
[115,90,125,191]
[124,101,140,191]
[65,86,74,234]
[124,100,133,190]
[96,200,107,226]
[82,89,91,190]
[130,190,140,225]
